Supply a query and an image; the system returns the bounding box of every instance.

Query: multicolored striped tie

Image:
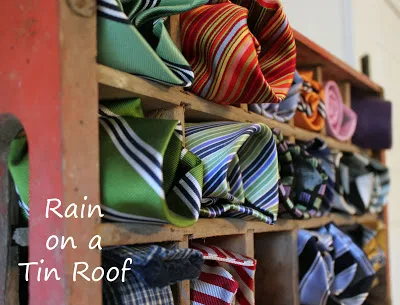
[249,70,303,122]
[185,122,279,224]
[102,245,203,305]
[191,243,256,305]
[294,71,326,132]
[324,81,357,141]
[9,98,204,227]
[181,0,296,105]
[97,0,207,87]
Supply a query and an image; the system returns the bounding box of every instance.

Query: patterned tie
[185,122,279,224]
[181,0,296,105]
[339,153,389,214]
[272,129,328,219]
[351,97,392,150]
[294,71,326,132]
[102,245,203,305]
[191,243,256,305]
[97,0,207,87]
[249,70,303,122]
[324,81,357,141]
[9,98,204,227]
[298,224,376,305]
[298,229,334,305]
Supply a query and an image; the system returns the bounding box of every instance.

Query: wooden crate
[0,3,391,305]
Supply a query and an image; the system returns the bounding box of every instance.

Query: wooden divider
[254,230,299,305]
[172,236,191,305]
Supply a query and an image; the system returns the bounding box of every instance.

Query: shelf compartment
[98,65,361,153]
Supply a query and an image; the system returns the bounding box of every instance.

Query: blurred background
[282,0,400,302]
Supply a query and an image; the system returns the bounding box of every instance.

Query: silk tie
[102,245,203,305]
[191,243,256,305]
[324,81,357,141]
[185,122,279,224]
[272,130,328,219]
[294,71,326,132]
[351,97,392,150]
[181,0,296,105]
[249,71,303,122]
[320,223,376,305]
[97,0,207,87]
[299,224,376,305]
[298,229,334,305]
[9,98,204,227]
[339,153,389,214]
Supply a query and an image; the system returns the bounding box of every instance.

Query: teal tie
[9,98,204,227]
[185,122,279,224]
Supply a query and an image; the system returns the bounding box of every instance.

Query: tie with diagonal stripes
[97,0,207,87]
[181,0,296,105]
[191,243,256,305]
[250,71,303,123]
[185,121,279,224]
[9,98,204,227]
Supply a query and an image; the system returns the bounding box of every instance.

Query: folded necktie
[319,223,376,305]
[97,0,207,87]
[351,97,392,150]
[298,229,334,305]
[249,71,303,122]
[191,243,256,305]
[294,71,326,132]
[324,81,357,141]
[181,0,296,105]
[102,245,203,305]
[185,122,279,224]
[273,132,328,219]
[9,99,204,227]
[339,153,389,214]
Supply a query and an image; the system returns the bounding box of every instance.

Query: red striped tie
[191,244,256,305]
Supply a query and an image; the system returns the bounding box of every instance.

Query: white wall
[352,1,400,303]
[283,0,400,303]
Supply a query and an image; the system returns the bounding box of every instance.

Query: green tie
[8,99,204,227]
[97,0,207,87]
[185,122,279,224]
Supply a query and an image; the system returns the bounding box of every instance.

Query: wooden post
[339,82,352,144]
[254,230,299,305]
[0,0,101,303]
[172,236,191,305]
[168,15,182,51]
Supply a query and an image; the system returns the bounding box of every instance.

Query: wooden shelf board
[97,213,378,246]
[294,29,382,94]
[98,64,360,153]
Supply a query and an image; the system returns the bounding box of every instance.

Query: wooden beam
[172,236,191,305]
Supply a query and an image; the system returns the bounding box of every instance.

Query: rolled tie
[294,71,326,131]
[185,122,279,224]
[181,0,296,105]
[97,0,207,87]
[324,81,357,141]
[272,129,328,219]
[9,98,204,227]
[249,71,303,122]
[351,97,392,150]
[102,245,203,305]
[191,243,256,305]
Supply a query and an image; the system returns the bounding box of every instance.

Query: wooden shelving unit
[0,3,391,305]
